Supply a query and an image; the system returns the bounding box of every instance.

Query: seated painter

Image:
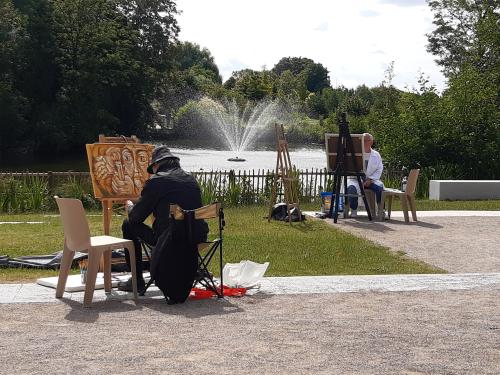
[119,145,208,292]
[346,133,384,218]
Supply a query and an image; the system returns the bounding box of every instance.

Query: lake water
[170,147,326,171]
[1,145,328,172]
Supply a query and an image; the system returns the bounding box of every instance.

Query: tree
[275,69,306,101]
[272,57,314,76]
[50,0,159,150]
[0,0,29,159]
[117,0,179,71]
[228,69,274,101]
[273,56,331,93]
[175,41,221,84]
[302,62,330,93]
[440,63,500,178]
[426,0,500,77]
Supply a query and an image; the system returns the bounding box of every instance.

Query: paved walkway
[2,273,500,304]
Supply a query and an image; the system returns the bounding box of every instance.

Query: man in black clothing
[119,145,207,292]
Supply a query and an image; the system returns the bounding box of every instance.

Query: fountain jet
[194,97,286,160]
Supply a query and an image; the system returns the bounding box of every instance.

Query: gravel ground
[0,289,499,374]
[334,216,500,273]
[1,213,499,374]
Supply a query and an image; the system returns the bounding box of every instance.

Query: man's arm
[366,152,383,181]
[364,151,383,186]
[128,180,157,224]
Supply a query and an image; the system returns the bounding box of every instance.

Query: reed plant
[24,175,48,211]
[0,178,22,212]
[55,176,98,209]
[196,173,220,205]
[0,176,48,212]
[225,170,243,206]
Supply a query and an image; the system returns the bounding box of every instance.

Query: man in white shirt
[346,133,384,217]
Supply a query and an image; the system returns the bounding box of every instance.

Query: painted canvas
[86,143,154,199]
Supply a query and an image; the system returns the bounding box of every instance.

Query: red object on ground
[189,286,247,300]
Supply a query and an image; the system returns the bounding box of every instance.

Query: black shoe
[118,277,145,293]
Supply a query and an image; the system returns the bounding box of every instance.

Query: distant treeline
[1,0,498,179]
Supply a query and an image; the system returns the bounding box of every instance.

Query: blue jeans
[347,183,384,210]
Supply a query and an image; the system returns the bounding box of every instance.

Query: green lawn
[0,202,457,282]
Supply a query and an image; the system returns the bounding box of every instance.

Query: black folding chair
[140,202,225,298]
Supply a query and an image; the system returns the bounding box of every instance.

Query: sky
[175,0,447,92]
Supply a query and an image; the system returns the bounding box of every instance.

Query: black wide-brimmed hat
[147,145,179,174]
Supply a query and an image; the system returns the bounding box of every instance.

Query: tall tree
[117,0,179,72]
[302,62,330,93]
[426,0,500,77]
[272,57,314,76]
[0,0,28,159]
[175,41,221,83]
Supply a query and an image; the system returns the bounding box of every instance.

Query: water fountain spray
[195,97,286,161]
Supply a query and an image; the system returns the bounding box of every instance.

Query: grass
[388,199,500,211]
[0,203,448,282]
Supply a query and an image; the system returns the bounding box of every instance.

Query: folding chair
[141,202,225,298]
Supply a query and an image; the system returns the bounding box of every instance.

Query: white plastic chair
[54,197,138,307]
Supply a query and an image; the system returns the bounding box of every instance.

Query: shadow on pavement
[337,218,443,232]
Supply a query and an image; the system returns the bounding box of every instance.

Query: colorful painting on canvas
[86,143,154,199]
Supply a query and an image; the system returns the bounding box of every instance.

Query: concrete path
[2,273,500,304]
[331,213,500,273]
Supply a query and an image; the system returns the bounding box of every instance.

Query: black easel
[328,113,373,223]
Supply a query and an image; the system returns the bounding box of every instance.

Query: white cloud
[176,0,446,91]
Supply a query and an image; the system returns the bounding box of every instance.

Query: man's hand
[363,179,373,188]
[125,200,134,214]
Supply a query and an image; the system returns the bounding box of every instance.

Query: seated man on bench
[346,133,385,218]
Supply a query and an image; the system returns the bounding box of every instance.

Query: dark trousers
[122,218,157,281]
[347,183,384,210]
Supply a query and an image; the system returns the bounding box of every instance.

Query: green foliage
[1,0,180,157]
[56,176,98,209]
[427,0,499,77]
[228,69,275,101]
[0,176,48,212]
[196,173,220,206]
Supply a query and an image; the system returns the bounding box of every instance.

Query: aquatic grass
[0,178,23,212]
[24,175,48,211]
[197,173,220,205]
[225,172,242,207]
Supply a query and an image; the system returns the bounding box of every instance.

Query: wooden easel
[326,114,372,223]
[97,134,140,235]
[267,124,302,223]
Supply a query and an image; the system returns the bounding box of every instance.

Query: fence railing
[0,168,407,201]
